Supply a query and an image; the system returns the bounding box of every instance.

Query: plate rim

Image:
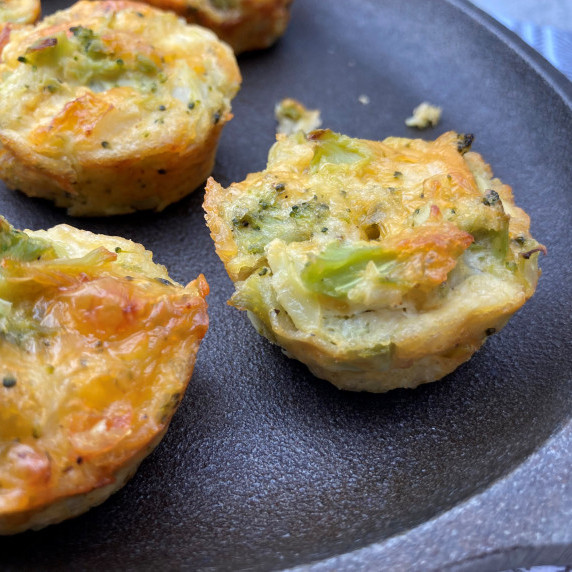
[299,1,572,569]
[0,1,570,570]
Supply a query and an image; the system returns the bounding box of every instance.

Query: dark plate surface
[1,1,571,570]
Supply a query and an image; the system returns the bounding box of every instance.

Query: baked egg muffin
[137,0,293,54]
[0,0,241,216]
[0,0,40,25]
[0,216,209,534]
[204,129,545,392]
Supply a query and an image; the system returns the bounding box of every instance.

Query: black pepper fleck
[2,376,17,388]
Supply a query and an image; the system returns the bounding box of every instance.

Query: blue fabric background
[494,15,572,81]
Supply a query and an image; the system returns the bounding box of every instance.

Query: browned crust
[203,130,544,392]
[0,228,210,533]
[0,0,241,216]
[0,426,167,535]
[0,119,228,216]
[142,0,294,53]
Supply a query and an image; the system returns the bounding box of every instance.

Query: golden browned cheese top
[0,0,241,215]
[206,130,539,286]
[0,1,241,160]
[204,130,544,391]
[0,220,209,529]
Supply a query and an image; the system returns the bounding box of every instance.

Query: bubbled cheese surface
[0,0,241,215]
[0,218,209,533]
[204,130,545,392]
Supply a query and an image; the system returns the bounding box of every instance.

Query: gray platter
[0,1,571,570]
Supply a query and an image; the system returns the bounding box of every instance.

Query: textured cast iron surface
[0,0,571,570]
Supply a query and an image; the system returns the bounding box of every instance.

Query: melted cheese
[204,130,544,392]
[0,219,209,533]
[0,1,241,215]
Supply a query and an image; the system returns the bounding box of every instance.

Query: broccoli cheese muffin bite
[0,0,40,25]
[0,0,241,216]
[204,130,545,392]
[0,217,209,533]
[138,0,293,54]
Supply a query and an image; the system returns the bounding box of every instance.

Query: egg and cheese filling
[205,130,544,391]
[0,4,236,155]
[0,217,208,526]
[0,1,241,215]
